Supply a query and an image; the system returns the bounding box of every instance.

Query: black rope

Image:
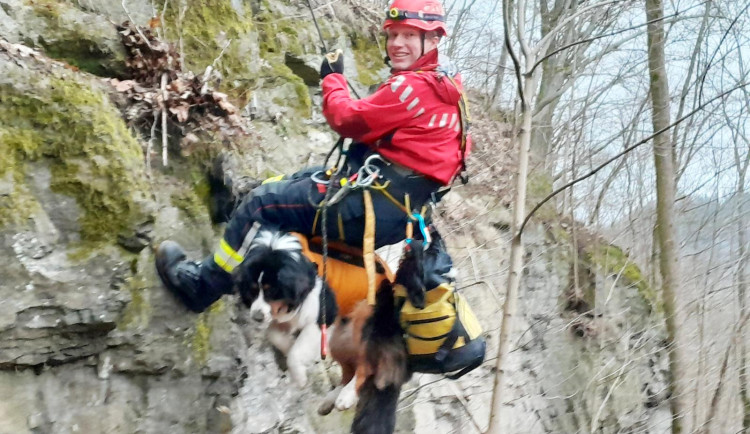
[305,0,328,55]
[304,0,361,99]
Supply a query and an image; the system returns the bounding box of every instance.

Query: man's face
[386,23,439,71]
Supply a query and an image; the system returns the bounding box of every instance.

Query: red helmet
[383,0,448,36]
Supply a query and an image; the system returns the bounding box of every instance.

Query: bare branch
[520,82,750,234]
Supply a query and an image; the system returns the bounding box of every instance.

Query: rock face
[0,40,244,433]
[1,1,670,433]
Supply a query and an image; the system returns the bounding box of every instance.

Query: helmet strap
[420,32,426,57]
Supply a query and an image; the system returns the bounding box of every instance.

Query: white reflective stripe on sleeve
[413,107,425,118]
[214,239,244,273]
[448,113,457,128]
[454,122,461,132]
[213,222,261,273]
[390,75,406,92]
[428,114,437,127]
[406,97,420,111]
[439,113,448,127]
[237,221,262,259]
[399,86,413,102]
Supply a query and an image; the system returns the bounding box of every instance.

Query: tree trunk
[486,63,536,434]
[645,0,689,432]
[736,156,749,431]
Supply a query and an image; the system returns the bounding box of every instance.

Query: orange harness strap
[290,233,393,316]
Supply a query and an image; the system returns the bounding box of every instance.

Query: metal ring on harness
[355,154,389,188]
[310,170,331,185]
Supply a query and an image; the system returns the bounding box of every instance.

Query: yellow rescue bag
[395,282,485,379]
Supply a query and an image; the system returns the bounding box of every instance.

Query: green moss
[26,0,61,19]
[0,171,42,228]
[0,72,150,242]
[117,276,151,330]
[526,172,556,220]
[26,0,126,77]
[171,188,205,221]
[162,0,255,102]
[264,62,312,117]
[586,244,660,313]
[350,33,386,87]
[190,300,225,365]
[193,172,212,209]
[192,313,211,365]
[42,40,115,77]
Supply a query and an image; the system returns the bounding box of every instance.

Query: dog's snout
[268,301,288,317]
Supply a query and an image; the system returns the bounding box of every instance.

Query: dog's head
[235,230,318,319]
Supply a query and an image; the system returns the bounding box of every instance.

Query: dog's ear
[297,259,318,297]
[235,246,268,307]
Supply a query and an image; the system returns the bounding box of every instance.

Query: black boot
[155,241,231,312]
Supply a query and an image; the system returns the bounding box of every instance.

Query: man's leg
[156,175,325,312]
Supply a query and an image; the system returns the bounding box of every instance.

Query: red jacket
[322,50,471,185]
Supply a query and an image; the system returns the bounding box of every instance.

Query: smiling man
[155,0,470,314]
[320,0,470,187]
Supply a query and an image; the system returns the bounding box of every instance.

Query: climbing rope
[304,0,361,99]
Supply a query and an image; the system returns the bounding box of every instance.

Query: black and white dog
[234,229,338,387]
[234,226,444,434]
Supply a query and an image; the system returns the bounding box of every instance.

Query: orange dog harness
[291,233,393,316]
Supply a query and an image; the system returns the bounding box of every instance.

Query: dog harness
[290,233,393,316]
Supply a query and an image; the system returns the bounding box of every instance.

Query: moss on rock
[161,0,256,104]
[586,243,660,313]
[190,300,225,365]
[0,62,151,243]
[350,33,386,87]
[118,275,151,330]
[23,0,127,77]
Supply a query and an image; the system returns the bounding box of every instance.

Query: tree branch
[520,81,750,233]
[531,8,682,75]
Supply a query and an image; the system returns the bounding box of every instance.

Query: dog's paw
[335,382,358,410]
[288,363,308,387]
[318,385,343,415]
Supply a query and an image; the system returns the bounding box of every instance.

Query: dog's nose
[268,301,287,316]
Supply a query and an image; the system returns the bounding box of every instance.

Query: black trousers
[198,156,442,299]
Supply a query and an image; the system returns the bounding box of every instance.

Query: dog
[234,229,338,387]
[320,238,433,434]
[234,226,435,433]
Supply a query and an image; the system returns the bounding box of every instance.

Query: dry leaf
[148,16,161,29]
[169,104,190,122]
[115,80,136,92]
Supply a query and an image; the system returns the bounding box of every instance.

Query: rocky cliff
[1,1,671,433]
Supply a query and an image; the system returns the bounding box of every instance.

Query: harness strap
[444,74,471,185]
[363,190,377,305]
[371,180,417,219]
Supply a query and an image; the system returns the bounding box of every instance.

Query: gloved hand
[320,49,344,79]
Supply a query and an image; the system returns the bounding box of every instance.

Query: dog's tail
[351,380,400,434]
[352,281,410,434]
